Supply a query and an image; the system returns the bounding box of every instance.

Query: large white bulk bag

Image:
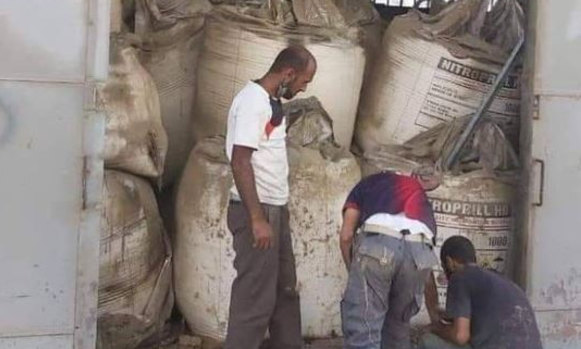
[100,39,168,179]
[136,0,210,186]
[287,147,361,336]
[98,170,173,348]
[175,99,361,339]
[210,0,378,28]
[192,8,366,148]
[174,137,235,339]
[355,0,524,151]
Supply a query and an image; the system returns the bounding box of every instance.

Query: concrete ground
[141,334,344,349]
[136,315,425,349]
[154,338,344,349]
[139,327,424,349]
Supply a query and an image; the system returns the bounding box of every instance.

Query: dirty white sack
[97,170,173,349]
[100,39,168,179]
[355,0,524,151]
[192,7,366,148]
[136,0,208,186]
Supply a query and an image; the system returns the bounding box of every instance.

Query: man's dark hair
[440,235,477,265]
[269,45,314,74]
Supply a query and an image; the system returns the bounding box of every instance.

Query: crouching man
[420,236,543,349]
[339,170,441,349]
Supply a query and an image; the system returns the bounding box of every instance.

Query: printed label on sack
[430,198,514,306]
[431,198,511,217]
[414,57,521,131]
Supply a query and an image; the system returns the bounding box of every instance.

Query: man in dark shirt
[340,171,441,349]
[420,236,543,349]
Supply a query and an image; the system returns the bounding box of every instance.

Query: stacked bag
[192,0,380,148]
[97,170,173,348]
[96,8,176,348]
[135,0,211,186]
[355,0,524,151]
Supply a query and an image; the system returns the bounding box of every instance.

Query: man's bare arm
[231,145,272,249]
[339,208,360,270]
[432,317,471,346]
[425,272,442,323]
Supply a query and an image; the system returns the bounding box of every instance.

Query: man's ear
[445,256,455,272]
[284,67,296,81]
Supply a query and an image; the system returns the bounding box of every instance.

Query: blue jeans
[418,333,472,349]
[341,233,437,349]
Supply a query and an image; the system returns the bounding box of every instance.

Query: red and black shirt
[344,171,437,238]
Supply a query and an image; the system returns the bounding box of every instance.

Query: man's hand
[252,217,273,249]
[339,208,360,270]
[431,317,471,346]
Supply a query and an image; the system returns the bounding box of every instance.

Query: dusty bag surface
[482,0,525,52]
[136,0,208,186]
[285,99,361,336]
[173,136,234,341]
[100,39,168,178]
[403,115,520,174]
[210,0,376,28]
[355,0,524,151]
[97,170,173,349]
[135,0,211,31]
[175,98,360,339]
[359,114,520,177]
[192,7,365,148]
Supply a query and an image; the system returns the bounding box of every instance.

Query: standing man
[225,46,317,349]
[419,236,542,349]
[339,170,441,349]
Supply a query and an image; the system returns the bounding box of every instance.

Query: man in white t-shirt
[224,46,317,349]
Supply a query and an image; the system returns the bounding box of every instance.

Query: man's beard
[277,80,295,100]
[282,88,295,100]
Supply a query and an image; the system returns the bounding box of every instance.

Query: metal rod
[443,36,525,170]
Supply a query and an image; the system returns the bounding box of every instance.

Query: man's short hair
[440,235,477,265]
[269,45,314,74]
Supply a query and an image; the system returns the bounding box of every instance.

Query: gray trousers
[224,201,302,349]
[341,233,437,349]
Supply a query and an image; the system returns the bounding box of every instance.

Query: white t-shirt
[226,81,289,206]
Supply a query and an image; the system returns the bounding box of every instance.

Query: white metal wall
[0,1,109,348]
[524,0,581,347]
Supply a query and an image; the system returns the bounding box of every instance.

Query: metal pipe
[443,36,525,170]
